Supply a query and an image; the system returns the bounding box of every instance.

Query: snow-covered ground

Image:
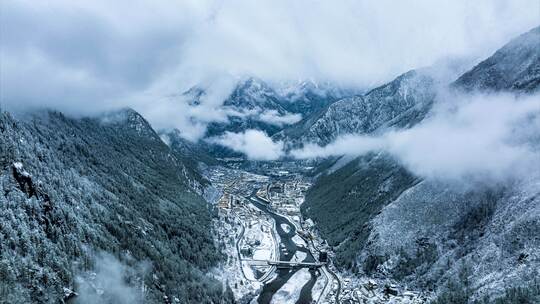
[244,222,275,261]
[240,221,276,281]
[280,223,291,233]
[207,166,279,301]
[269,268,311,304]
[210,241,262,301]
[292,235,306,246]
[290,250,307,263]
[206,166,344,303]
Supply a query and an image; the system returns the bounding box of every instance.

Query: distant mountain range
[161,77,359,158]
[204,78,357,138]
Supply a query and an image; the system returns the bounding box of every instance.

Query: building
[318,251,328,263]
[218,193,232,209]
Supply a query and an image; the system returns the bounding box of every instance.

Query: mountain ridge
[301,26,540,303]
[0,109,232,303]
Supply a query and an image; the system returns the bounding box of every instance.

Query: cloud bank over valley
[1,0,538,140]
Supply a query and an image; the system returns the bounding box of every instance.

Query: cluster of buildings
[207,164,427,303]
[337,279,424,303]
[265,180,311,216]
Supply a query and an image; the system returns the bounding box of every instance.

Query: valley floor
[206,162,428,304]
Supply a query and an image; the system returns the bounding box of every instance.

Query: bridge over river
[243,259,326,269]
[245,189,340,303]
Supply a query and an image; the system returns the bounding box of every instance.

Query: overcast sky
[1,0,538,139]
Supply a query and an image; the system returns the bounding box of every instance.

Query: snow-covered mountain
[0,109,233,303]
[453,26,540,93]
[301,26,540,303]
[1,10,538,304]
[182,77,356,139]
[275,79,359,115]
[275,69,437,147]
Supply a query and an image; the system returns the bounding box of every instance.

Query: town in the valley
[206,161,426,304]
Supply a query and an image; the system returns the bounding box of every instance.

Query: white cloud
[258,110,302,126]
[76,253,149,304]
[1,0,538,138]
[177,0,539,87]
[135,78,237,141]
[292,135,383,159]
[208,129,284,160]
[292,93,540,181]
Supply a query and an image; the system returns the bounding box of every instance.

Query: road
[235,223,253,281]
[303,220,341,303]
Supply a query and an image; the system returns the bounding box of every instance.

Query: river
[248,192,320,304]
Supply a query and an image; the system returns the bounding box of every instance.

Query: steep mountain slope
[302,26,540,303]
[276,69,437,147]
[363,176,540,303]
[160,129,220,166]
[298,69,438,266]
[0,109,232,303]
[301,153,420,267]
[453,26,540,93]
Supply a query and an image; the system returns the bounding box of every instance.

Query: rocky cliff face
[277,70,436,147]
[0,109,232,303]
[302,26,540,303]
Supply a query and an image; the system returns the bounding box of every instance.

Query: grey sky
[1,0,538,137]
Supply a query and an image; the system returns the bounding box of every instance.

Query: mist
[291,92,540,182]
[208,129,284,160]
[75,253,150,304]
[1,0,538,139]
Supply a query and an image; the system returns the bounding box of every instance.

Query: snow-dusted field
[270,268,311,304]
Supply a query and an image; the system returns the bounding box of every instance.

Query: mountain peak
[99,108,160,140]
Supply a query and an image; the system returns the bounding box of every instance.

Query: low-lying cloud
[258,110,302,127]
[1,0,538,139]
[208,129,283,160]
[208,129,284,160]
[292,93,540,181]
[76,252,149,304]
